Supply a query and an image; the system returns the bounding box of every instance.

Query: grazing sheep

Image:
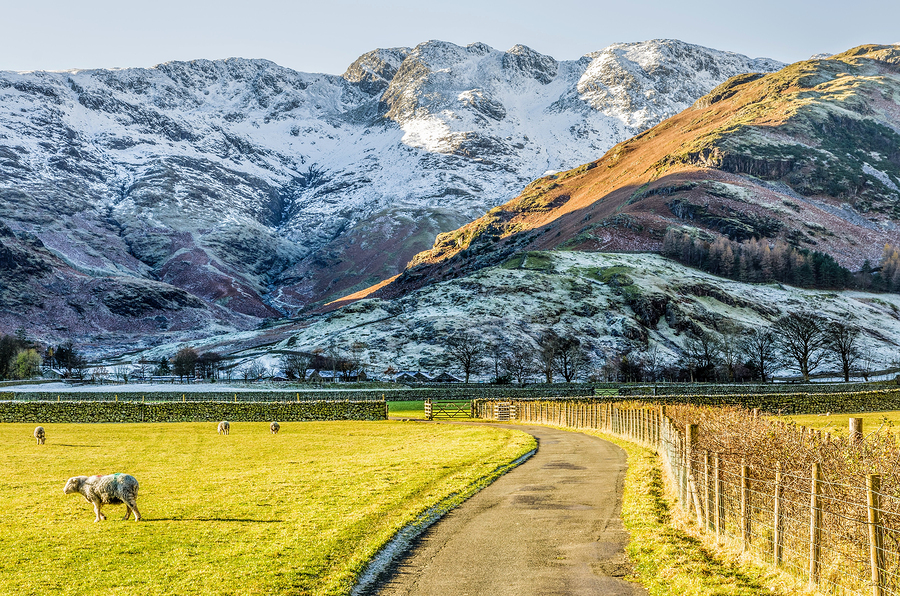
[64,473,141,522]
[270,421,280,435]
[34,426,45,445]
[217,420,230,435]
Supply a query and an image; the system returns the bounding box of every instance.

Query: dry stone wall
[0,400,387,423]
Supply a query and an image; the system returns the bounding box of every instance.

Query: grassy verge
[387,400,426,419]
[0,421,534,596]
[778,410,900,435]
[537,425,800,595]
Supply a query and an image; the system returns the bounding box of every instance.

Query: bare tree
[487,339,510,383]
[826,321,861,382]
[683,329,720,382]
[717,322,743,382]
[776,312,829,382]
[348,342,367,375]
[503,341,535,384]
[281,352,312,381]
[536,331,561,383]
[112,364,131,384]
[444,331,484,383]
[642,343,663,382]
[553,335,586,382]
[740,327,779,383]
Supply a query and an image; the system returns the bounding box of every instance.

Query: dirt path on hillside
[372,424,647,596]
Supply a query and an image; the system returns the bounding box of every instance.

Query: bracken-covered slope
[0,40,781,351]
[375,45,900,298]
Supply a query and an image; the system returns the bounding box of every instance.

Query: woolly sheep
[34,426,45,445]
[64,473,141,522]
[270,421,280,435]
[217,420,230,435]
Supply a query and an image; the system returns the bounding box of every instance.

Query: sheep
[64,473,141,522]
[270,421,280,435]
[34,426,45,445]
[217,420,230,435]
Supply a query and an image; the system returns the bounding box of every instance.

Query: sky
[2,0,898,74]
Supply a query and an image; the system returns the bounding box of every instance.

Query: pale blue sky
[3,0,897,73]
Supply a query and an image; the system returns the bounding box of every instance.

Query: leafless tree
[348,342,367,376]
[553,335,586,382]
[281,352,312,381]
[683,329,720,382]
[717,322,743,382]
[642,343,663,382]
[740,327,779,383]
[444,331,484,383]
[112,364,131,384]
[241,360,268,382]
[536,331,561,383]
[825,321,861,382]
[503,341,535,384]
[776,311,829,382]
[487,339,510,382]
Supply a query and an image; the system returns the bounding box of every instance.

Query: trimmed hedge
[0,400,388,423]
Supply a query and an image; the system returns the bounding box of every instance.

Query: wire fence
[475,398,900,596]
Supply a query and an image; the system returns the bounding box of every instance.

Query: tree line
[662,229,855,290]
[441,311,874,385]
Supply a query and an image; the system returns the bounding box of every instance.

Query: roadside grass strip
[0,421,534,596]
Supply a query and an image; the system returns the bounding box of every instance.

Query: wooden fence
[474,398,900,596]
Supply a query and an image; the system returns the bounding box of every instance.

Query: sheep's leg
[127,500,141,521]
[93,501,105,522]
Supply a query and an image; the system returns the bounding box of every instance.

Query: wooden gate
[425,399,473,420]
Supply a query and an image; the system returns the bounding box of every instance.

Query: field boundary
[0,400,387,423]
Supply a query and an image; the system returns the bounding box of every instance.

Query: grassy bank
[0,421,534,596]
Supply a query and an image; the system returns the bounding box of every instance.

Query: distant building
[432,372,462,383]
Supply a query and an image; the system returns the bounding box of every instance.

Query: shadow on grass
[144,518,283,523]
[53,444,99,448]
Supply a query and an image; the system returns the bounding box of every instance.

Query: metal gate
[494,401,517,421]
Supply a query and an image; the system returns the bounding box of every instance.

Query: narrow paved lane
[374,424,647,596]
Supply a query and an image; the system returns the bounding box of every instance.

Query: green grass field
[0,421,533,596]
[778,411,900,435]
[387,400,426,419]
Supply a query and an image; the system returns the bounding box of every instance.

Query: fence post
[715,452,723,542]
[868,474,884,596]
[774,461,784,567]
[809,462,823,589]
[741,459,751,552]
[850,418,863,446]
[704,451,712,531]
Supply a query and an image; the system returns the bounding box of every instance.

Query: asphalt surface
[374,424,648,596]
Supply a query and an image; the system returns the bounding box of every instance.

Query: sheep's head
[63,476,86,494]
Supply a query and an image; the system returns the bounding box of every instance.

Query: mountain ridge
[0,39,784,353]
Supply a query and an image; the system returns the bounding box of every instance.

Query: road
[373,424,648,595]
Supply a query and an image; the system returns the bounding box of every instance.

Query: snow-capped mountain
[0,39,783,351]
